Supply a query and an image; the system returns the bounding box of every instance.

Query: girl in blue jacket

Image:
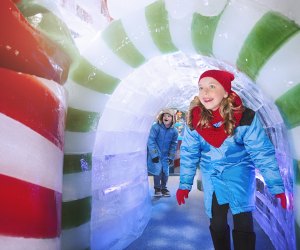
[147,109,178,197]
[176,70,287,250]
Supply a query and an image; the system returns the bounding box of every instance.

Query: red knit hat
[199,69,234,94]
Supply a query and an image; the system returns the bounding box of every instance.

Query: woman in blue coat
[176,70,287,250]
[147,109,178,197]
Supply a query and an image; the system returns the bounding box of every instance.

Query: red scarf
[191,93,243,148]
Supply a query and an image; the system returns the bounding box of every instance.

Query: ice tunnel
[0,0,300,249]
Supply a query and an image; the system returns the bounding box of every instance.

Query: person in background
[174,110,185,141]
[147,109,178,197]
[173,110,186,173]
[176,69,288,250]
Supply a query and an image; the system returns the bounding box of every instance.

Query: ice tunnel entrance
[91,53,294,250]
[58,0,300,249]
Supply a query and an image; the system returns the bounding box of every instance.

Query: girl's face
[162,113,173,127]
[198,77,228,111]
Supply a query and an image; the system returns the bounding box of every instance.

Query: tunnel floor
[125,173,275,250]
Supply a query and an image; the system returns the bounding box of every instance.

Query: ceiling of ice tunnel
[104,53,202,114]
[102,51,276,116]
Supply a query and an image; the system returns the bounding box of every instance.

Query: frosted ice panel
[257,105,284,128]
[91,151,151,249]
[264,125,287,150]
[91,195,151,250]
[92,151,148,191]
[107,88,156,114]
[98,108,155,132]
[92,149,151,249]
[92,178,149,218]
[235,84,264,110]
[93,131,149,156]
[254,194,295,250]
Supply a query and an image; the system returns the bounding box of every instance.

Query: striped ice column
[62,75,113,249]
[1,1,71,250]
[62,34,130,248]
[68,0,299,248]
[10,2,90,249]
[12,2,97,249]
[0,68,66,250]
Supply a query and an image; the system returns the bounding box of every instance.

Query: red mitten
[276,193,287,209]
[176,189,190,205]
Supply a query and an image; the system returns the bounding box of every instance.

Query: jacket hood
[157,108,176,127]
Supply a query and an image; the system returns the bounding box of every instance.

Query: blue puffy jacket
[179,108,284,218]
[147,122,178,176]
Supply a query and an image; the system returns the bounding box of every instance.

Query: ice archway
[63,0,300,249]
[1,0,299,249]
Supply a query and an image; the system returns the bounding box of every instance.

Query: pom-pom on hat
[199,69,235,94]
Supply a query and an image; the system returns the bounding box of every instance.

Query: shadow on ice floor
[125,175,275,250]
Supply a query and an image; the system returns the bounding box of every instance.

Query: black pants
[210,193,254,233]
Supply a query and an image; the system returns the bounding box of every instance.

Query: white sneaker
[162,189,170,197]
[154,189,162,197]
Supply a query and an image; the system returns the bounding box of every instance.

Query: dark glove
[168,159,173,165]
[152,157,159,163]
[176,189,190,205]
[275,193,287,209]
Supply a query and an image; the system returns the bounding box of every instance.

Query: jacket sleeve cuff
[179,182,192,190]
[268,185,285,195]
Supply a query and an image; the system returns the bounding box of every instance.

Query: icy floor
[125,174,275,250]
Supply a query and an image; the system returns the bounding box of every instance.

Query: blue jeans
[153,171,168,190]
